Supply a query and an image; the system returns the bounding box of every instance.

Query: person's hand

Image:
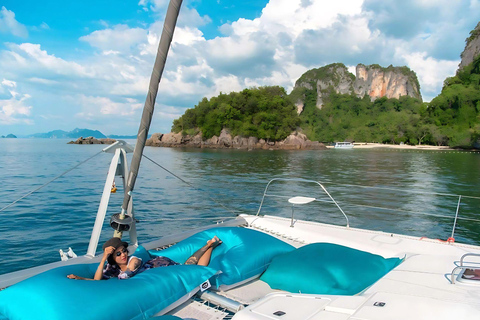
[67,274,79,279]
[103,246,115,260]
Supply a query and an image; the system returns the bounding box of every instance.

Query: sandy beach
[326,143,456,150]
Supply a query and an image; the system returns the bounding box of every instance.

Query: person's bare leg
[185,236,221,265]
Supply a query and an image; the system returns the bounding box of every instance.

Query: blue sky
[0,0,479,136]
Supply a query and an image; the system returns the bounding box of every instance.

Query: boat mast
[114,0,183,238]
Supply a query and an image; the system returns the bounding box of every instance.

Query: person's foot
[207,236,222,249]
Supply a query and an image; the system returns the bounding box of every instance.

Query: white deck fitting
[216,279,281,305]
[168,300,229,320]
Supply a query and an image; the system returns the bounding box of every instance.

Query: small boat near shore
[334,141,354,148]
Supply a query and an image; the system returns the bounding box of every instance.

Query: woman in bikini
[67,236,222,280]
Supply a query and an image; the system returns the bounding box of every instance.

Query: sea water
[1,138,479,275]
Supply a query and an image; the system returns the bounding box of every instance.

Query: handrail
[460,253,480,266]
[451,266,470,284]
[451,253,480,284]
[256,178,349,227]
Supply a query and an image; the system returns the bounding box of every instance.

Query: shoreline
[326,143,465,151]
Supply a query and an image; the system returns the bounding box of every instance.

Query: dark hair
[102,237,129,266]
[107,247,129,266]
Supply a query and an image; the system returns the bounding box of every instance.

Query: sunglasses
[115,247,128,257]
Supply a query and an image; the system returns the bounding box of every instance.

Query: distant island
[1,134,17,138]
[29,128,107,139]
[1,128,142,140]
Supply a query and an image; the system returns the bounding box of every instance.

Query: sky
[0,0,479,136]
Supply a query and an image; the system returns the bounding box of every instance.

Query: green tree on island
[427,55,480,147]
[172,86,301,141]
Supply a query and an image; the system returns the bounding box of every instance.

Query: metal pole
[290,205,295,227]
[451,195,462,240]
[116,0,183,238]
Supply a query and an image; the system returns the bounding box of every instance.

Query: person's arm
[67,246,115,280]
[67,274,94,280]
[127,257,142,272]
[94,246,115,280]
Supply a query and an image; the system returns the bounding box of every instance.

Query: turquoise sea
[1,139,480,276]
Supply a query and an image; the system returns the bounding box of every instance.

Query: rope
[0,150,103,213]
[139,216,234,222]
[142,154,242,217]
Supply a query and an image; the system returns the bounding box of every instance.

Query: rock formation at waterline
[68,136,116,144]
[291,63,422,112]
[146,129,326,150]
[458,22,480,71]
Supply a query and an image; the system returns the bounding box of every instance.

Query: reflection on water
[0,139,479,275]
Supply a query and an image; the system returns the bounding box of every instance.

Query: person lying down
[67,236,222,280]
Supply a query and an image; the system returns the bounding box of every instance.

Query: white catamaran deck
[173,214,480,320]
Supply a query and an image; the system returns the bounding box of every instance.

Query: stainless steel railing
[255,178,349,228]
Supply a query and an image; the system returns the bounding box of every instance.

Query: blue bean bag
[0,246,216,320]
[150,227,295,290]
[260,242,403,295]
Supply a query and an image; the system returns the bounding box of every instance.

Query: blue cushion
[0,263,216,320]
[260,243,402,295]
[150,227,295,288]
[132,245,152,263]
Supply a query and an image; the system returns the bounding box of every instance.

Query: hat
[102,237,128,251]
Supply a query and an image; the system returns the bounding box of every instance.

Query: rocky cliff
[146,129,326,150]
[458,22,480,71]
[67,136,116,144]
[291,63,422,112]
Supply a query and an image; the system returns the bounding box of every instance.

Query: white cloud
[2,79,16,88]
[212,75,244,96]
[139,0,169,12]
[400,51,459,101]
[1,43,94,78]
[76,95,143,118]
[80,25,147,52]
[257,0,363,38]
[156,105,184,120]
[0,7,28,38]
[0,79,33,125]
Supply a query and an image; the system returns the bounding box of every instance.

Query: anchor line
[0,150,103,213]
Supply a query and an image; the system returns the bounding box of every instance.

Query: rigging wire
[320,180,480,200]
[262,190,480,223]
[0,150,103,213]
[142,154,243,217]
[139,216,235,222]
